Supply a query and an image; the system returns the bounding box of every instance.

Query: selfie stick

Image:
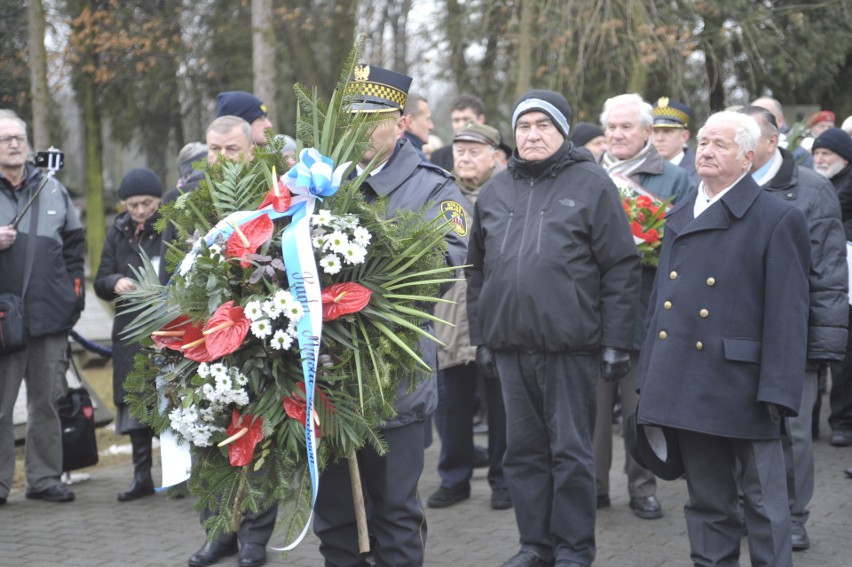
[11,147,64,229]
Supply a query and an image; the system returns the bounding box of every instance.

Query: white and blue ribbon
[173,148,349,550]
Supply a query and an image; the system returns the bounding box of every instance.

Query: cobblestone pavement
[2,419,851,567]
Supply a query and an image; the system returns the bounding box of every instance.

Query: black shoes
[427,486,470,508]
[596,494,611,509]
[791,524,810,551]
[473,445,490,469]
[629,495,663,519]
[187,540,239,567]
[491,488,513,510]
[118,474,155,502]
[25,484,75,503]
[830,429,852,447]
[0,495,6,505]
[501,550,551,567]
[238,543,267,567]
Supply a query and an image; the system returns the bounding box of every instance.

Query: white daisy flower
[311,209,333,227]
[341,242,367,265]
[273,289,295,310]
[244,300,264,321]
[270,329,293,350]
[251,319,273,339]
[209,363,227,378]
[324,231,349,254]
[353,226,372,246]
[263,299,283,320]
[214,373,231,391]
[312,235,327,250]
[319,254,342,275]
[234,372,249,387]
[197,362,210,378]
[286,302,305,322]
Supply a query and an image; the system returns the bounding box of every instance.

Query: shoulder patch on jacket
[440,201,469,237]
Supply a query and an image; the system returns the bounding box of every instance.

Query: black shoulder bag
[0,190,39,355]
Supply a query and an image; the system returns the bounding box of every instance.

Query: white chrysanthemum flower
[341,242,367,265]
[209,363,227,378]
[197,362,210,378]
[311,209,333,227]
[251,319,273,339]
[324,231,349,254]
[272,289,295,311]
[201,383,216,400]
[234,371,248,387]
[214,373,231,392]
[263,299,283,320]
[353,226,371,246]
[270,329,293,350]
[286,302,304,322]
[244,300,264,321]
[319,254,342,275]
[312,235,327,250]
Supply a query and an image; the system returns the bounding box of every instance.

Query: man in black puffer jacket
[467,90,640,567]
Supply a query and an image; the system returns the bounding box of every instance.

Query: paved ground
[2,419,851,567]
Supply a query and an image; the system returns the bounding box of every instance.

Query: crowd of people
[2,64,852,567]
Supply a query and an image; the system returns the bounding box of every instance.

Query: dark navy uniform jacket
[636,174,810,440]
[361,137,471,429]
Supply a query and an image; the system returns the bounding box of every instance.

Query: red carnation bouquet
[610,173,672,267]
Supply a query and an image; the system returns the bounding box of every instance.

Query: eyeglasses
[0,135,27,146]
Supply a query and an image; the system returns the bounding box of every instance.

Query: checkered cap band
[344,81,407,111]
[653,106,690,127]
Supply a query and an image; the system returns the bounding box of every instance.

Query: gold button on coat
[699,309,709,318]
[670,271,678,280]
[659,330,668,339]
[663,301,672,309]
[696,341,703,350]
[706,277,716,286]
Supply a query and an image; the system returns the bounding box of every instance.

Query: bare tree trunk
[515,1,533,98]
[386,0,411,74]
[252,0,277,128]
[27,0,50,149]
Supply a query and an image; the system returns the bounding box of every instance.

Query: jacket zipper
[499,209,515,254]
[536,210,545,255]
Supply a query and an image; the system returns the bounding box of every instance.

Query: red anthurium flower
[283,382,333,437]
[221,409,264,467]
[225,214,275,268]
[180,323,213,362]
[321,282,372,321]
[151,315,193,350]
[203,301,250,359]
[259,177,292,213]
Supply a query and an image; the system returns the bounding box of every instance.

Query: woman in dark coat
[94,168,163,501]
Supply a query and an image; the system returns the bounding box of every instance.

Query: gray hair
[0,109,28,133]
[698,111,760,159]
[207,115,252,142]
[599,93,654,128]
[176,141,208,179]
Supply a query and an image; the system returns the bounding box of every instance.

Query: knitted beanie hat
[118,168,163,200]
[569,122,605,147]
[216,91,267,124]
[512,89,572,138]
[812,128,852,163]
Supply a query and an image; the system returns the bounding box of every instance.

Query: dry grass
[12,360,135,492]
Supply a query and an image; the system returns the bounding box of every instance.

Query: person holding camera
[0,109,85,505]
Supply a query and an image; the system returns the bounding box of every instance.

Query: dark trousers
[313,421,427,567]
[677,429,792,567]
[495,350,597,565]
[200,503,278,546]
[830,312,852,432]
[434,363,507,492]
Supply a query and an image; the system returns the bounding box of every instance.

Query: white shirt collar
[693,171,749,218]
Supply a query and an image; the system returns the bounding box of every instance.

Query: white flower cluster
[244,288,302,350]
[310,209,371,275]
[168,363,250,447]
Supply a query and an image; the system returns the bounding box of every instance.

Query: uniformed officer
[312,63,471,567]
[650,97,699,185]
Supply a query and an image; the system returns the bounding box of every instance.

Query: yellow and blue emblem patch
[440,201,469,237]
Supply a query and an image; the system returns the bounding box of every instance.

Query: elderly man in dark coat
[635,111,811,567]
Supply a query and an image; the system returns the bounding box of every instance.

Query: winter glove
[475,346,499,380]
[600,347,631,383]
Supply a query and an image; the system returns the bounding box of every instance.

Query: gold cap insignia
[354,65,370,82]
[657,97,670,108]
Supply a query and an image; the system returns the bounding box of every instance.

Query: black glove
[600,347,631,383]
[475,346,499,380]
[765,403,796,423]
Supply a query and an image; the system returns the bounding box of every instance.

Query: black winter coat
[466,142,640,353]
[761,149,848,362]
[94,211,162,405]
